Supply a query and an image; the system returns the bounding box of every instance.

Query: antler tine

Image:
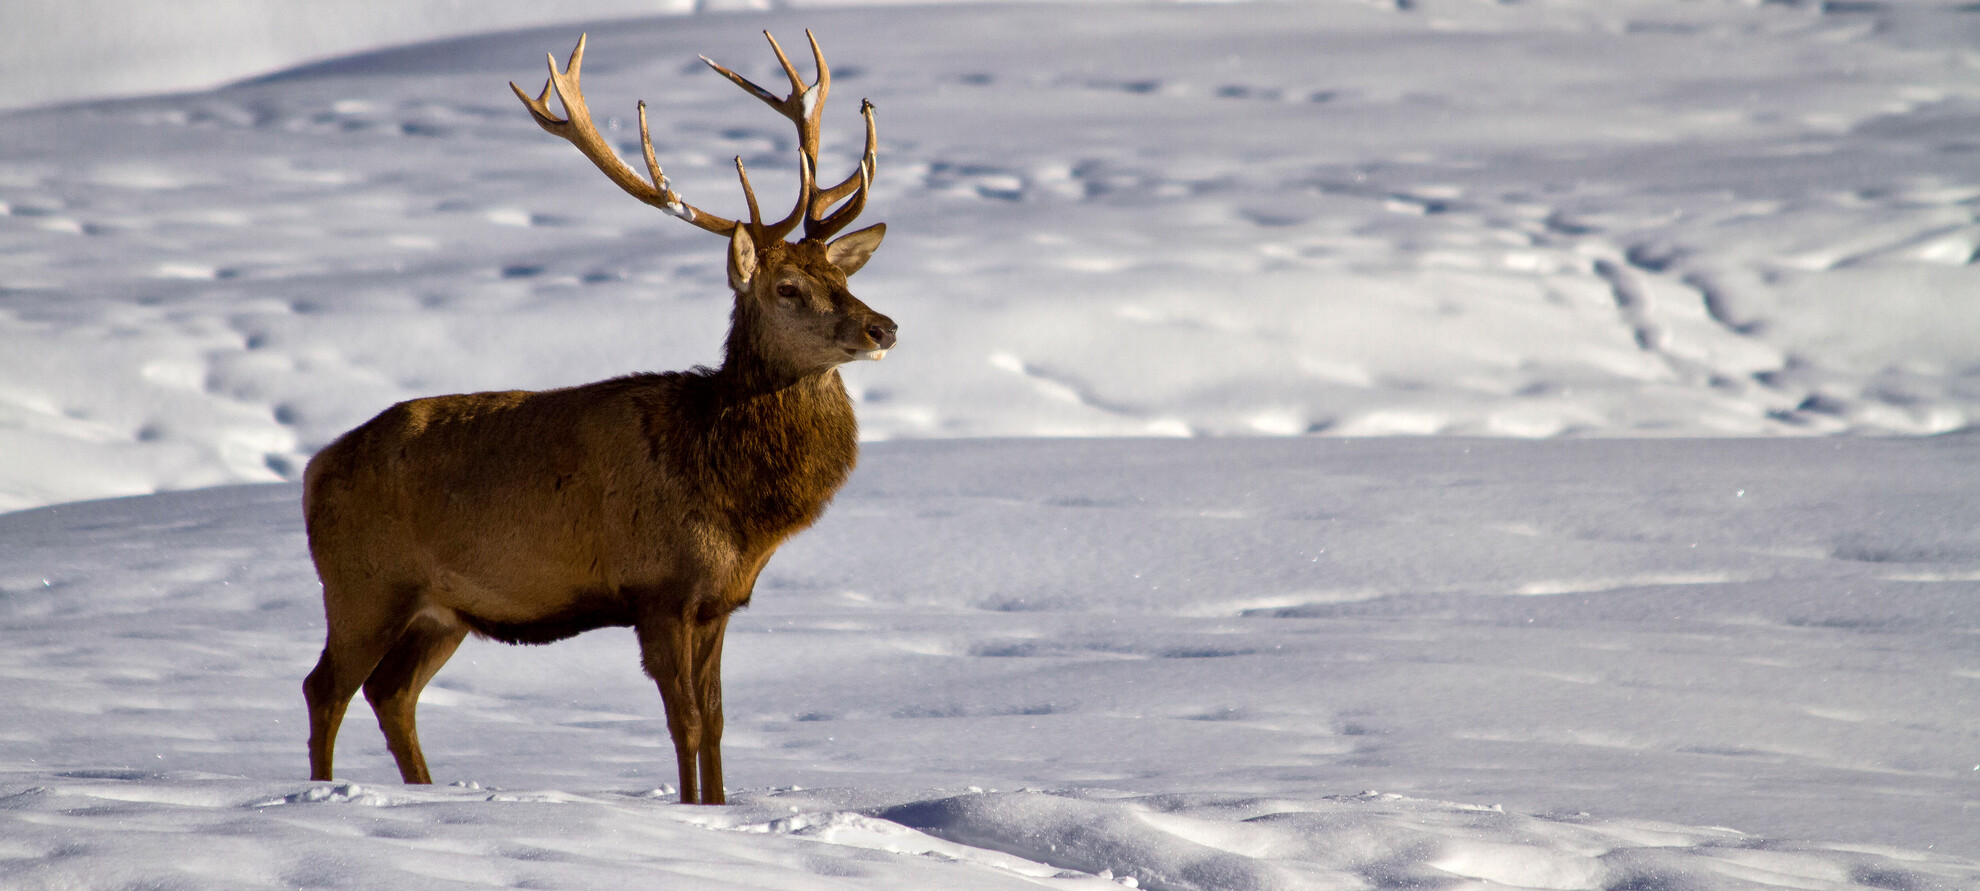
[806,157,871,242]
[636,101,668,193]
[811,98,877,218]
[766,33,809,112]
[701,37,804,126]
[702,31,837,241]
[756,152,815,242]
[733,156,766,238]
[511,34,739,236]
[801,30,831,143]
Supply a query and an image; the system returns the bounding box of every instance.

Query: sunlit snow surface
[3,0,1980,509]
[4,437,1980,887]
[4,1,1980,888]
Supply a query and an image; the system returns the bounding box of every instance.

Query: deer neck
[663,313,855,522]
[707,356,852,420]
[674,363,858,544]
[714,339,815,397]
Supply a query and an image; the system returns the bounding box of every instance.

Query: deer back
[305,360,860,618]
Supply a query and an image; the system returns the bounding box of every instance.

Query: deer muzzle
[851,315,897,361]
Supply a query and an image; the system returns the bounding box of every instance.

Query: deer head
[512,32,896,382]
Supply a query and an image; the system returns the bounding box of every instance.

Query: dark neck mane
[666,355,859,546]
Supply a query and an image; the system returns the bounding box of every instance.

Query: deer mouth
[844,318,895,361]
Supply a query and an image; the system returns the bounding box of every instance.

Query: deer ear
[727,225,758,291]
[825,223,886,276]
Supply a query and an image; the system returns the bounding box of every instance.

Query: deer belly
[428,568,633,645]
[415,520,621,623]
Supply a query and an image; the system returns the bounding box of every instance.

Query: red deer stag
[302,31,893,805]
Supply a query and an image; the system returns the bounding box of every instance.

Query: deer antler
[700,31,881,242]
[514,32,878,244]
[511,35,740,236]
[806,98,877,242]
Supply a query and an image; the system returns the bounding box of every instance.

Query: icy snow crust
[3,0,1980,510]
[5,0,1980,887]
[3,437,1979,888]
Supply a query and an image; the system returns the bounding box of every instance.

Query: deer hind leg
[300,597,394,780]
[304,649,367,782]
[363,614,468,785]
[303,580,420,782]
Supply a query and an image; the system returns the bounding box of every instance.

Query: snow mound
[7,778,1974,889]
[874,789,1979,891]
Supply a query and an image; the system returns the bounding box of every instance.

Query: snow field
[2,437,1977,888]
[4,0,1980,509]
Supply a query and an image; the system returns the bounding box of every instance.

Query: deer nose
[866,318,897,350]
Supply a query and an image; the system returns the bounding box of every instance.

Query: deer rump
[301,30,894,806]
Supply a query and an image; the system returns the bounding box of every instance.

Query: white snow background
[2,0,1979,888]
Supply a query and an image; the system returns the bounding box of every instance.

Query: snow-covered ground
[3,0,1979,887]
[5,437,1979,888]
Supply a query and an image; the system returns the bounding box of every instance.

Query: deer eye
[775,282,802,301]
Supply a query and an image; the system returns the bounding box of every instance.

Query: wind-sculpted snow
[3,1,1980,508]
[875,790,1973,891]
[2,437,1978,888]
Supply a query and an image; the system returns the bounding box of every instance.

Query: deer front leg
[691,614,731,804]
[637,613,704,804]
